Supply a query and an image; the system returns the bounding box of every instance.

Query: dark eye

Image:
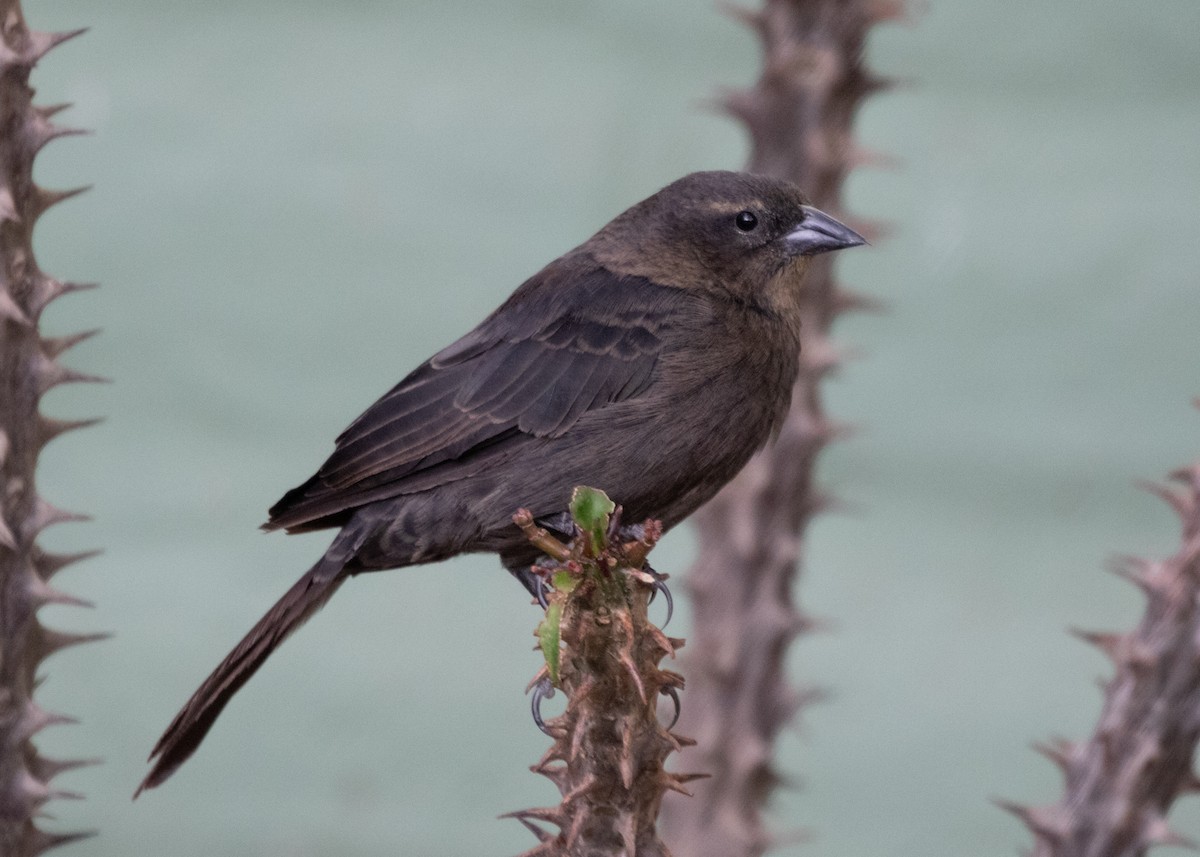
[734,210,758,232]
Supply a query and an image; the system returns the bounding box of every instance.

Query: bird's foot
[660,684,681,730]
[529,675,556,735]
[535,574,552,610]
[535,511,575,540]
[529,667,679,734]
[642,562,673,630]
[530,511,669,627]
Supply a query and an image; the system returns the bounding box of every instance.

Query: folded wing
[265,263,684,532]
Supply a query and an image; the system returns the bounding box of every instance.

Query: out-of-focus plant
[1002,443,1200,857]
[665,2,900,855]
[0,4,99,854]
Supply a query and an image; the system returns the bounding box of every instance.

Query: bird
[137,170,864,795]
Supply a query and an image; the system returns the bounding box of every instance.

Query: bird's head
[589,170,865,319]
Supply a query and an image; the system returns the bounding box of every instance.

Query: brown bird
[137,170,864,795]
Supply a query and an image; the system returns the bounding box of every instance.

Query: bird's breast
[590,303,799,524]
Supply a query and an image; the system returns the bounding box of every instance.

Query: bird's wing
[265,263,685,532]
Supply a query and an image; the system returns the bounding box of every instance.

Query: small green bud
[569,486,615,555]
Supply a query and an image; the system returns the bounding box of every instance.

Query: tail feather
[135,562,347,797]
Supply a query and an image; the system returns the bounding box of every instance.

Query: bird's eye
[734,211,758,232]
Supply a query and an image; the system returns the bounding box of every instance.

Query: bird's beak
[784,206,867,256]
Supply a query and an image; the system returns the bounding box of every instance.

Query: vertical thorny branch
[0,3,98,855]
[508,489,699,857]
[1001,450,1200,857]
[664,2,902,855]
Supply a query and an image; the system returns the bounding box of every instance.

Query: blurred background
[24,0,1200,854]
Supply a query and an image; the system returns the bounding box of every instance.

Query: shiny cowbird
[138,170,864,794]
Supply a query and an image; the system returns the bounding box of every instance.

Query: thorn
[17,702,78,742]
[1107,554,1160,594]
[647,624,676,658]
[27,28,89,62]
[28,496,92,535]
[37,415,103,449]
[35,102,73,119]
[28,576,94,609]
[718,87,762,126]
[559,773,597,807]
[510,816,554,843]
[26,112,89,155]
[499,807,564,826]
[48,788,85,802]
[618,812,637,857]
[33,548,101,579]
[28,755,101,782]
[620,728,636,789]
[34,626,110,661]
[1138,479,1195,525]
[36,363,109,396]
[0,288,31,324]
[531,760,566,788]
[617,650,646,701]
[27,827,96,857]
[1070,627,1124,662]
[1032,737,1076,776]
[993,799,1067,842]
[31,184,91,222]
[565,809,587,850]
[41,327,100,358]
[662,772,694,797]
[29,278,99,319]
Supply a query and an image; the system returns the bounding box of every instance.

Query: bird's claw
[536,512,575,539]
[530,676,556,735]
[660,685,681,730]
[535,574,551,610]
[643,563,673,629]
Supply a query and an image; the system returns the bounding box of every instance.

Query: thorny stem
[664,2,898,855]
[0,3,98,854]
[1003,456,1200,857]
[508,494,698,857]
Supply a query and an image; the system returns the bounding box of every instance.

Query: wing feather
[266,264,689,532]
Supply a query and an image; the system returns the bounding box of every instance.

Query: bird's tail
[136,534,361,797]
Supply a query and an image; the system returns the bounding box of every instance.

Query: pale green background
[23,1,1200,854]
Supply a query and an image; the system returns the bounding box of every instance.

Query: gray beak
[784,206,867,256]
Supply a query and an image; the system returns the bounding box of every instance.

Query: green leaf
[570,486,615,554]
[538,601,563,684]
